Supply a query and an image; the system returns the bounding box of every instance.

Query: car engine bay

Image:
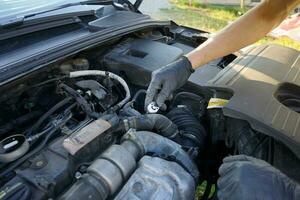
[0,27,299,200]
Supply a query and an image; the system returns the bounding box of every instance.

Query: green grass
[160,7,228,32]
[171,0,248,20]
[157,0,300,50]
[196,181,216,199]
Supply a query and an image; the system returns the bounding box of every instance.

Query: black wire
[268,138,275,165]
[28,103,76,144]
[132,89,146,102]
[30,97,73,134]
[0,108,74,178]
[22,76,67,94]
[173,92,203,103]
[248,134,269,157]
[0,110,42,136]
[30,76,67,88]
[59,83,100,119]
[1,126,57,178]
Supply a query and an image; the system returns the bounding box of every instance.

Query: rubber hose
[123,114,179,138]
[0,110,42,136]
[0,108,73,178]
[166,107,207,149]
[30,97,72,133]
[60,131,199,200]
[122,131,199,182]
[59,83,100,119]
[132,89,146,103]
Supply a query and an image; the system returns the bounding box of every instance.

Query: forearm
[186,0,299,69]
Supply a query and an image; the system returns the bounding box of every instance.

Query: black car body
[0,1,299,199]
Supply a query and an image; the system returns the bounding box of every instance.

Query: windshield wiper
[0,0,111,29]
[0,3,79,28]
[0,1,108,40]
[0,16,25,29]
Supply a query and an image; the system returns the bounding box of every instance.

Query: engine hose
[166,106,207,150]
[119,89,147,117]
[69,70,131,109]
[170,92,206,117]
[60,131,199,200]
[120,101,141,117]
[0,108,73,179]
[59,83,100,119]
[132,89,146,103]
[0,110,42,136]
[122,114,179,139]
[28,103,76,144]
[173,92,203,103]
[122,131,199,181]
[30,97,73,134]
[1,125,59,179]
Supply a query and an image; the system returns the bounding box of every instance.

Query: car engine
[0,45,210,199]
[0,27,299,200]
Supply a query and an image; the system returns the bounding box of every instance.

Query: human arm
[145,0,300,108]
[187,0,300,68]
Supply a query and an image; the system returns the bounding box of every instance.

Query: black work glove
[145,56,194,108]
[217,155,300,200]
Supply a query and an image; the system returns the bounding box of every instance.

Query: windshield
[0,0,83,18]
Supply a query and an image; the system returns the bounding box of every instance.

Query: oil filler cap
[0,134,29,163]
[147,102,159,114]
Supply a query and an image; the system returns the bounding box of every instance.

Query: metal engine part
[75,80,107,100]
[63,118,111,155]
[147,102,159,114]
[115,156,195,200]
[60,131,198,200]
[0,63,202,200]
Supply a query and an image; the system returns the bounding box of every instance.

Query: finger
[217,176,237,192]
[217,181,239,200]
[217,175,229,190]
[219,162,236,177]
[223,155,252,163]
[155,82,172,107]
[145,79,161,107]
[217,190,227,200]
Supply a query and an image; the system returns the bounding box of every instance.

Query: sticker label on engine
[207,98,229,109]
[63,119,111,155]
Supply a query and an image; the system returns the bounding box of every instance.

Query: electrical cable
[69,70,131,109]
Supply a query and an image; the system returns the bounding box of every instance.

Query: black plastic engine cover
[102,39,183,86]
[207,44,300,158]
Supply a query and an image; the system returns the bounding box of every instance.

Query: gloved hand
[217,155,300,200]
[145,56,194,108]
